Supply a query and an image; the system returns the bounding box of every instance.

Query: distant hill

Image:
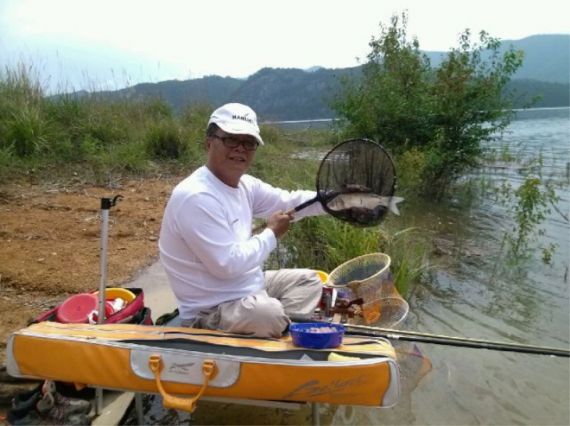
[105,75,243,110]
[225,67,361,121]
[99,67,359,121]
[96,34,569,121]
[424,34,569,84]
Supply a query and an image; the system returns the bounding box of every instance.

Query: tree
[332,12,524,197]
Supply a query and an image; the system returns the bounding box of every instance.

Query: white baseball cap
[208,103,264,145]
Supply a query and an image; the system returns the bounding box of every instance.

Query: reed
[0,64,206,183]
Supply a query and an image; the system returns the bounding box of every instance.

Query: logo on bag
[168,362,196,374]
[281,376,368,398]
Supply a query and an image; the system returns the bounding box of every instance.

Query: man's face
[206,131,259,186]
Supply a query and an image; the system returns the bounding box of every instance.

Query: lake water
[129,108,569,425]
[328,107,570,425]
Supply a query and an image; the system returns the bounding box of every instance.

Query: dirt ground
[0,175,182,376]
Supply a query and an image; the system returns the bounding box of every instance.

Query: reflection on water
[393,107,570,425]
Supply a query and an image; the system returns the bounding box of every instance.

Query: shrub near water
[333,12,523,198]
[276,216,430,297]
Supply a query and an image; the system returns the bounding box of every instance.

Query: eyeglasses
[211,134,259,151]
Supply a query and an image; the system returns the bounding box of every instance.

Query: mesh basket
[327,253,409,327]
[358,296,410,328]
[327,253,391,292]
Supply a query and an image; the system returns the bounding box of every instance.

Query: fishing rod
[289,316,569,357]
[342,323,570,357]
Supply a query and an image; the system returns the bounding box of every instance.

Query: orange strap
[148,354,217,413]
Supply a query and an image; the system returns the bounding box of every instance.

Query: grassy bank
[0,65,206,183]
[0,64,431,297]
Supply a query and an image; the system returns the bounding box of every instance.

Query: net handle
[288,196,318,214]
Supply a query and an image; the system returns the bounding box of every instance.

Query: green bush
[332,12,523,198]
[377,227,431,297]
[0,64,217,180]
[145,120,184,159]
[396,148,427,195]
[139,98,173,120]
[104,140,149,172]
[0,145,16,180]
[178,104,211,165]
[0,64,43,107]
[1,106,50,157]
[273,216,380,272]
[272,216,429,297]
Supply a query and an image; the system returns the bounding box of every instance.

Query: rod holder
[100,195,123,210]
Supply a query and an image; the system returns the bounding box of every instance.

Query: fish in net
[316,139,399,227]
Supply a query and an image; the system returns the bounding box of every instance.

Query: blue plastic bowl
[289,322,345,349]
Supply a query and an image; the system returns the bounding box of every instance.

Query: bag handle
[148,355,217,412]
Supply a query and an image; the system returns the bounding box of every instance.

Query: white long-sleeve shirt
[159,166,324,319]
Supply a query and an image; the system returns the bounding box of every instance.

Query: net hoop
[316,138,396,227]
[327,252,391,288]
[362,296,410,328]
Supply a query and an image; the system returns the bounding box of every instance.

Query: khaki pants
[181,269,323,338]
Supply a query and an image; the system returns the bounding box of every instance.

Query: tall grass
[377,226,432,296]
[269,217,430,297]
[0,64,209,183]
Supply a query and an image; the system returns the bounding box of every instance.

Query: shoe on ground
[10,384,43,410]
[7,408,91,425]
[36,390,92,421]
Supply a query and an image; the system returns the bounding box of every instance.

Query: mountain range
[97,34,569,121]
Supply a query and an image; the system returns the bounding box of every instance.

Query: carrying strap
[149,355,217,413]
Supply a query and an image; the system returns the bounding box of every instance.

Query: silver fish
[327,194,404,215]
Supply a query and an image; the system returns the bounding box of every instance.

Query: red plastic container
[56,293,99,323]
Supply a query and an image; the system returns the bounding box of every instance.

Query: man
[159,103,324,337]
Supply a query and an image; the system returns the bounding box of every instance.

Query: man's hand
[267,210,294,239]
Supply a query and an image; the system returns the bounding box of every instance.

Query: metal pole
[311,402,320,426]
[95,196,122,415]
[97,207,109,325]
[135,393,144,424]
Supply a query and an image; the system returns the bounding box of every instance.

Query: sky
[1,0,569,93]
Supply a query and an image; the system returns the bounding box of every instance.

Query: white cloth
[159,166,324,320]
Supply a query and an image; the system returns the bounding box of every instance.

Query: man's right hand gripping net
[324,253,409,327]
